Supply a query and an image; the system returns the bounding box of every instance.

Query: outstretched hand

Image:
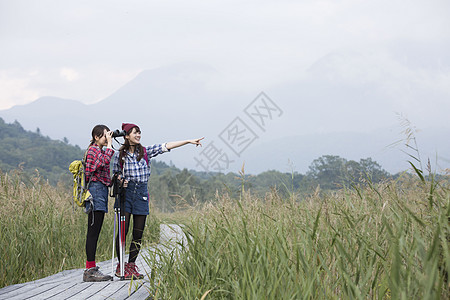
[190,137,204,147]
[166,137,205,150]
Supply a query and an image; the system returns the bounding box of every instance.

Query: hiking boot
[83,266,112,282]
[115,263,133,280]
[126,262,144,279]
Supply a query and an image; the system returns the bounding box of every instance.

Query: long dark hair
[89,124,110,146]
[119,125,144,164]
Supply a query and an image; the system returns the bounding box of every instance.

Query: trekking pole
[110,174,120,280]
[119,159,126,280]
[111,206,116,280]
[111,173,125,280]
[119,189,126,280]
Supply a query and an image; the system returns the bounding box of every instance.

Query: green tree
[307,155,347,190]
[0,118,84,185]
[359,157,390,182]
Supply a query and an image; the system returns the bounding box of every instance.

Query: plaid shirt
[112,143,170,183]
[85,145,115,186]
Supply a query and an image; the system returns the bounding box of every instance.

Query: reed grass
[146,172,449,299]
[0,170,160,288]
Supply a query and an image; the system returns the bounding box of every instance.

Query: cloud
[60,68,79,82]
[0,70,40,109]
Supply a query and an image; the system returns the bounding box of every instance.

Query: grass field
[148,171,449,299]
[1,166,449,299]
[0,170,159,288]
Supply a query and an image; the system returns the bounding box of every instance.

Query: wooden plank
[0,283,27,297]
[0,282,46,299]
[32,269,80,284]
[24,281,77,300]
[127,283,153,300]
[45,282,95,300]
[0,225,184,300]
[111,280,143,299]
[0,270,81,299]
[85,281,130,300]
[2,282,60,300]
[64,281,111,300]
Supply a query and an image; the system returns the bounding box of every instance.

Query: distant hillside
[1,63,448,174]
[0,118,85,184]
[0,117,185,186]
[0,118,403,212]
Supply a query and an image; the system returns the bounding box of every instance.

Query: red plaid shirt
[85,145,114,186]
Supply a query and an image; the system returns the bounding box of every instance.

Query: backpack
[69,154,93,211]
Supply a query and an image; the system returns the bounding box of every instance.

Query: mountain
[0,62,238,150]
[1,61,449,175]
[0,62,263,174]
[0,96,92,147]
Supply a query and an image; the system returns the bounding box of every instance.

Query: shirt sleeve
[146,143,170,158]
[85,147,114,177]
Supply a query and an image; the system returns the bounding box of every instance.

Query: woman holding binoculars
[83,125,114,282]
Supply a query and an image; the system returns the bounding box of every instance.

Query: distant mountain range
[1,62,449,174]
[0,63,223,148]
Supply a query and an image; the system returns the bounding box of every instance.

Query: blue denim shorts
[115,181,149,215]
[87,181,109,213]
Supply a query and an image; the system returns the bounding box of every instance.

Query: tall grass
[146,173,449,299]
[0,170,160,288]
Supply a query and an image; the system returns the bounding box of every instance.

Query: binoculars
[112,129,127,138]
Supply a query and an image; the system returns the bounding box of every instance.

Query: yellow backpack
[69,159,93,210]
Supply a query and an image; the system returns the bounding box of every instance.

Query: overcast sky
[1,0,449,133]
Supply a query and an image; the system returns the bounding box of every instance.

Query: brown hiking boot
[83,266,112,282]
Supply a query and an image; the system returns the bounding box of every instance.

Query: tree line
[148,155,392,212]
[0,118,84,184]
[0,118,394,212]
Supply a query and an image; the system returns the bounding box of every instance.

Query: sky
[1,0,449,107]
[0,0,449,174]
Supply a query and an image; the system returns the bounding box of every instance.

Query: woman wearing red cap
[111,122,203,279]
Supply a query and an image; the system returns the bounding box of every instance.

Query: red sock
[86,261,96,269]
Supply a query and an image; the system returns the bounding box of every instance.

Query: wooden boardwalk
[0,224,186,300]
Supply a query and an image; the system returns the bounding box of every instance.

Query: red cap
[122,123,138,133]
